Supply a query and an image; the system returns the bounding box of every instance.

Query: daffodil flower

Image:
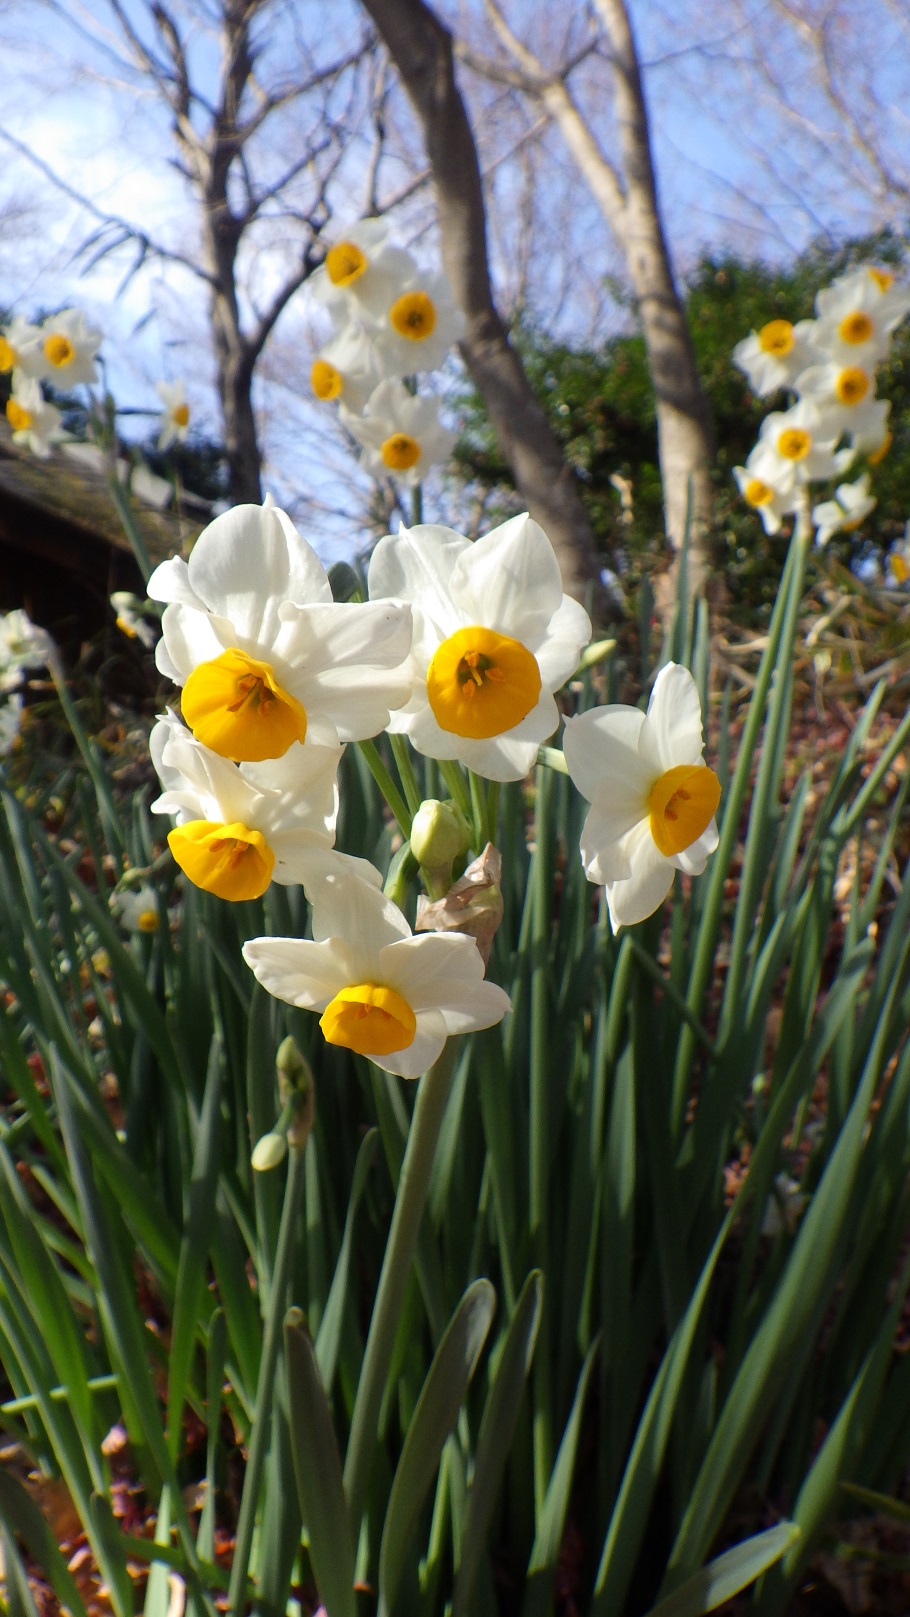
[156,380,191,450]
[147,498,413,762]
[563,662,720,932]
[733,318,821,396]
[812,474,876,547]
[16,308,102,387]
[309,323,386,412]
[340,381,456,486]
[733,456,798,534]
[310,219,416,326]
[794,361,890,448]
[0,694,23,756]
[373,269,464,374]
[243,868,511,1078]
[813,271,903,367]
[886,533,910,587]
[112,885,161,934]
[5,376,65,459]
[750,398,846,491]
[368,513,592,782]
[0,314,41,375]
[111,591,158,649]
[0,609,54,690]
[150,710,368,901]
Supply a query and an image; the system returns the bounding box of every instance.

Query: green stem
[106,474,154,583]
[436,759,473,830]
[389,733,423,817]
[343,1039,459,1530]
[469,770,488,849]
[356,740,412,837]
[226,1145,306,1613]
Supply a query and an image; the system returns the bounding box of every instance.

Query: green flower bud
[276,1034,313,1099]
[251,1131,288,1172]
[410,798,472,870]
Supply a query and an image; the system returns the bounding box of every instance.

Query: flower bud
[276,1034,312,1099]
[251,1131,288,1172]
[410,798,471,871]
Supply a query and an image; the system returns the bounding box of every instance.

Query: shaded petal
[563,706,653,806]
[379,1011,448,1079]
[186,502,331,644]
[673,819,719,875]
[604,821,675,931]
[368,524,468,635]
[533,595,593,687]
[647,664,706,767]
[242,936,349,1010]
[308,870,411,971]
[147,556,208,611]
[378,931,485,1009]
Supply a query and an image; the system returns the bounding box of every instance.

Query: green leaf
[453,1271,543,1617]
[0,1472,89,1617]
[315,1128,378,1388]
[285,1308,357,1617]
[642,1522,800,1617]
[524,1335,601,1617]
[378,1278,496,1617]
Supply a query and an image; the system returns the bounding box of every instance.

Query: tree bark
[358,0,606,610]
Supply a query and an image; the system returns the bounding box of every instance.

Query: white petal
[379,1011,448,1079]
[646,664,706,767]
[368,524,468,635]
[448,514,564,640]
[563,705,654,806]
[578,810,635,886]
[308,870,411,972]
[673,819,719,875]
[242,936,350,1010]
[147,557,208,611]
[185,502,331,642]
[534,595,593,688]
[378,932,485,1009]
[604,821,675,930]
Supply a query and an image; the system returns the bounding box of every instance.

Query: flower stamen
[648,764,721,857]
[427,626,541,739]
[181,647,307,762]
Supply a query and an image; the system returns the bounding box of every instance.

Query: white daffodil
[0,693,23,756]
[112,885,161,935]
[15,308,102,387]
[156,380,191,450]
[562,662,720,932]
[794,359,889,445]
[5,376,65,459]
[310,323,387,413]
[733,318,821,396]
[846,405,893,460]
[885,530,910,588]
[750,398,845,491]
[310,219,416,326]
[733,455,798,535]
[0,314,42,376]
[368,513,592,782]
[0,608,53,691]
[372,269,464,375]
[813,271,904,367]
[243,867,511,1079]
[149,710,367,901]
[812,474,876,547]
[340,381,456,486]
[147,497,413,763]
[110,591,158,649]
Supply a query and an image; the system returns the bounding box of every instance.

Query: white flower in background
[794,360,890,448]
[563,662,721,932]
[150,710,367,901]
[310,323,387,413]
[885,528,910,587]
[760,1173,807,1238]
[733,456,798,535]
[0,608,54,691]
[0,315,41,376]
[340,381,457,486]
[812,474,876,547]
[813,272,903,367]
[147,497,413,762]
[243,868,511,1079]
[111,591,158,649]
[15,308,102,387]
[373,270,465,375]
[112,885,161,934]
[5,376,65,459]
[156,381,191,450]
[848,411,894,461]
[750,398,846,490]
[0,693,23,755]
[733,318,821,396]
[310,219,416,326]
[368,514,592,782]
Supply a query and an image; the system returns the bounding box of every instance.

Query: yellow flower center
[320,982,417,1057]
[311,359,343,401]
[168,820,275,901]
[172,402,190,427]
[43,333,75,368]
[835,367,870,405]
[868,268,894,292]
[381,432,421,471]
[841,513,866,532]
[744,478,774,507]
[758,319,794,356]
[389,291,437,342]
[868,430,893,465]
[6,398,32,432]
[115,615,137,639]
[181,648,307,762]
[838,311,874,345]
[427,625,542,740]
[326,242,367,286]
[137,909,160,933]
[648,764,722,858]
[777,427,812,461]
[891,553,909,584]
[0,337,16,373]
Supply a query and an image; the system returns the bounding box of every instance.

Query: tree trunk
[359,0,607,611]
